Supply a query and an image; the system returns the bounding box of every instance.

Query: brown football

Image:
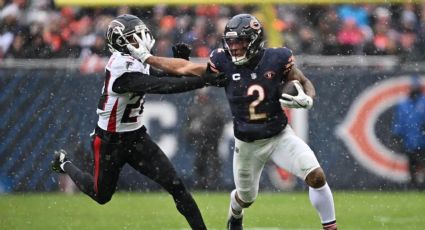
[280,80,298,98]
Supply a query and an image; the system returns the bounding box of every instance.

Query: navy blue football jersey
[209,47,295,142]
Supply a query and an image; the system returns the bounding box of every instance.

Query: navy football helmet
[222,14,265,65]
[106,14,153,54]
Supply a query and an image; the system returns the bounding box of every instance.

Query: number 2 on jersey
[247,85,267,120]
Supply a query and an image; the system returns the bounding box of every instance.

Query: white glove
[126,33,155,62]
[279,80,313,109]
[140,30,155,52]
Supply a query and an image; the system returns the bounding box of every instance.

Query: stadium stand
[1,1,425,62]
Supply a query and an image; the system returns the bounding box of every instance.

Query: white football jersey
[96,52,150,133]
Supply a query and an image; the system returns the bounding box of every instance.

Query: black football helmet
[222,14,265,65]
[105,14,153,54]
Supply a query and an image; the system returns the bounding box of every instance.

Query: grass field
[1,191,424,230]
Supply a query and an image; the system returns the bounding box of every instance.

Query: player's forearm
[302,79,316,99]
[146,56,206,77]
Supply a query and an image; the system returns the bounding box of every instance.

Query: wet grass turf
[1,191,424,230]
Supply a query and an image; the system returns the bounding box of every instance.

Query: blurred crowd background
[1,0,425,62]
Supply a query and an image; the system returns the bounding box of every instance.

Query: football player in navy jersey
[50,14,224,230]
[127,13,337,230]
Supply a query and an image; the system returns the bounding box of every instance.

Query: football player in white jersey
[51,14,223,230]
[126,14,337,230]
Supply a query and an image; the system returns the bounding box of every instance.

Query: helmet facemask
[223,32,262,65]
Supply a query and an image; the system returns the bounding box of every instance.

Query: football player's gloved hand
[172,43,191,60]
[202,71,227,87]
[140,31,155,51]
[126,33,155,62]
[279,80,313,109]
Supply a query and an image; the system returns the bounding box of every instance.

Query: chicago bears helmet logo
[336,76,425,182]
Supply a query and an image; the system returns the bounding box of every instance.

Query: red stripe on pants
[93,136,102,194]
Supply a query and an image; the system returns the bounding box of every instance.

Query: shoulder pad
[107,53,147,77]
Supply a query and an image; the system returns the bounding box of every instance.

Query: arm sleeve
[112,72,205,94]
[149,67,181,78]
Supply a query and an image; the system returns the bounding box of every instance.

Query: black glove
[172,43,191,60]
[202,70,227,87]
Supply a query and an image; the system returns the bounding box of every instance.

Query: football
[280,80,298,99]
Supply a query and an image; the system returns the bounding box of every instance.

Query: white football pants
[233,125,320,203]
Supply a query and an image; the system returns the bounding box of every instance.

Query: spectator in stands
[338,4,370,28]
[277,6,302,53]
[42,15,67,57]
[366,6,398,55]
[24,22,52,58]
[4,29,26,58]
[298,26,323,54]
[318,7,340,55]
[337,18,365,55]
[392,77,425,189]
[0,2,20,58]
[398,3,418,61]
[338,4,374,55]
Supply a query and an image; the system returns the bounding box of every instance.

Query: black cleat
[227,215,243,230]
[51,149,69,173]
